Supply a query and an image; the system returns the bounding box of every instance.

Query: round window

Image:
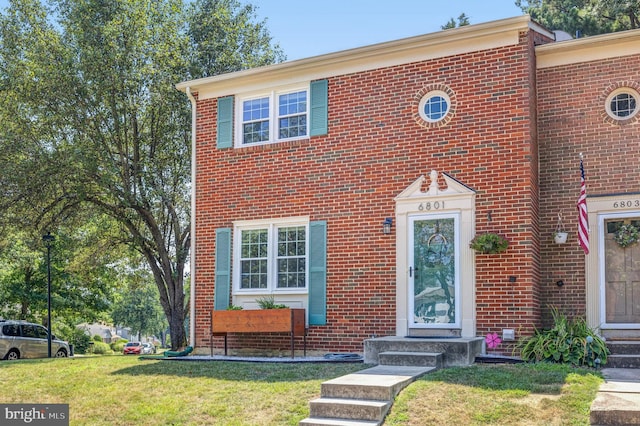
[605,88,639,121]
[419,91,450,123]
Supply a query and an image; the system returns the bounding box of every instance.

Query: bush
[91,341,112,355]
[69,329,91,354]
[92,334,103,342]
[52,323,91,354]
[110,339,128,353]
[515,306,609,367]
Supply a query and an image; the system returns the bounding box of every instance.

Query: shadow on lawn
[422,362,602,394]
[111,359,368,382]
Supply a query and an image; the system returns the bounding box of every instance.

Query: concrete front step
[309,398,391,422]
[321,365,435,401]
[590,368,640,425]
[364,336,483,367]
[606,341,640,368]
[300,365,433,426]
[606,355,640,369]
[378,351,443,368]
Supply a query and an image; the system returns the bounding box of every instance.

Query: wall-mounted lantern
[383,218,393,234]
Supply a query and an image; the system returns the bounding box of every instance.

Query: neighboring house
[177,15,640,355]
[78,322,118,343]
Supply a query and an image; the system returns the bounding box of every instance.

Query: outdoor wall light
[383,218,393,234]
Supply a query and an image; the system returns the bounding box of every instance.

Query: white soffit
[177,16,536,100]
[536,28,640,69]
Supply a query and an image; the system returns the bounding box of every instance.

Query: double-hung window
[238,85,309,146]
[235,218,309,293]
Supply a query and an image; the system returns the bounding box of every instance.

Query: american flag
[577,157,589,255]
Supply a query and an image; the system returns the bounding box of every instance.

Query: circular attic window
[418,91,451,123]
[605,88,639,121]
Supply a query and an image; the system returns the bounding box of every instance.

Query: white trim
[418,90,451,123]
[177,16,538,100]
[536,28,640,69]
[605,87,640,121]
[186,87,197,346]
[585,194,640,330]
[234,83,310,148]
[395,172,476,337]
[598,211,640,329]
[408,213,461,329]
[232,217,310,295]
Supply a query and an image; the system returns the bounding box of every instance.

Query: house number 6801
[418,201,445,211]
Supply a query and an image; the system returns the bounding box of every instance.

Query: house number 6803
[613,200,640,208]
[418,201,445,211]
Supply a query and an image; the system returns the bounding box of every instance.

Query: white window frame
[418,90,451,123]
[233,217,310,295]
[235,83,310,148]
[605,87,639,121]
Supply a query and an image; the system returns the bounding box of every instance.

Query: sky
[253,0,524,61]
[0,0,525,61]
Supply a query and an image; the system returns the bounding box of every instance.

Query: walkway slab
[590,369,640,425]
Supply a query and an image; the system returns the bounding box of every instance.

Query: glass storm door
[409,214,459,328]
[605,218,640,324]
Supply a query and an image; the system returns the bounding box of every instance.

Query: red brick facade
[180,17,640,355]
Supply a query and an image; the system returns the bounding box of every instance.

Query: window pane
[276,226,306,288]
[278,91,307,140]
[611,93,637,118]
[240,229,268,289]
[424,96,448,120]
[243,97,270,143]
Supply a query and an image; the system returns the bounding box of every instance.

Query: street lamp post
[42,232,55,358]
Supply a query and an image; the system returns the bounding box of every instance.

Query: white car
[142,342,156,354]
[0,320,70,360]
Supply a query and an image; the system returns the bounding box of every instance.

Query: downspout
[186,87,197,347]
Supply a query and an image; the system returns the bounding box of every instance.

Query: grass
[0,356,603,425]
[0,356,365,425]
[385,363,603,426]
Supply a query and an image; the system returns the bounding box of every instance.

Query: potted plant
[554,231,568,244]
[554,213,568,244]
[613,223,639,248]
[469,232,509,254]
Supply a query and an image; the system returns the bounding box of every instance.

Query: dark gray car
[0,320,70,360]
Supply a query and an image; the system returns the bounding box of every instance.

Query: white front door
[409,214,460,330]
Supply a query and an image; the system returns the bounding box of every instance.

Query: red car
[123,342,143,355]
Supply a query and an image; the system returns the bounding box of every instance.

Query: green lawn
[0,356,602,425]
[385,363,603,426]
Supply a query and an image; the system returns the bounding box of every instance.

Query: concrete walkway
[591,368,640,425]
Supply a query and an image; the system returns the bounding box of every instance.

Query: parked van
[0,320,70,360]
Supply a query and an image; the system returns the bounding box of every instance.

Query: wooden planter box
[211,308,306,358]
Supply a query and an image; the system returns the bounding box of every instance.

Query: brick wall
[537,55,640,325]
[194,30,542,354]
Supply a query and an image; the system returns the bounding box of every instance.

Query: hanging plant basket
[470,232,509,254]
[554,213,568,244]
[613,224,639,248]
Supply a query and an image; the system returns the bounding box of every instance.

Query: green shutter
[217,96,234,148]
[308,221,327,325]
[309,80,328,136]
[214,228,231,310]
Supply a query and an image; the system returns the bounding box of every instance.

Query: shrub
[515,307,608,367]
[92,334,103,342]
[110,338,128,353]
[256,295,287,309]
[53,323,91,354]
[69,329,91,354]
[91,341,112,355]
